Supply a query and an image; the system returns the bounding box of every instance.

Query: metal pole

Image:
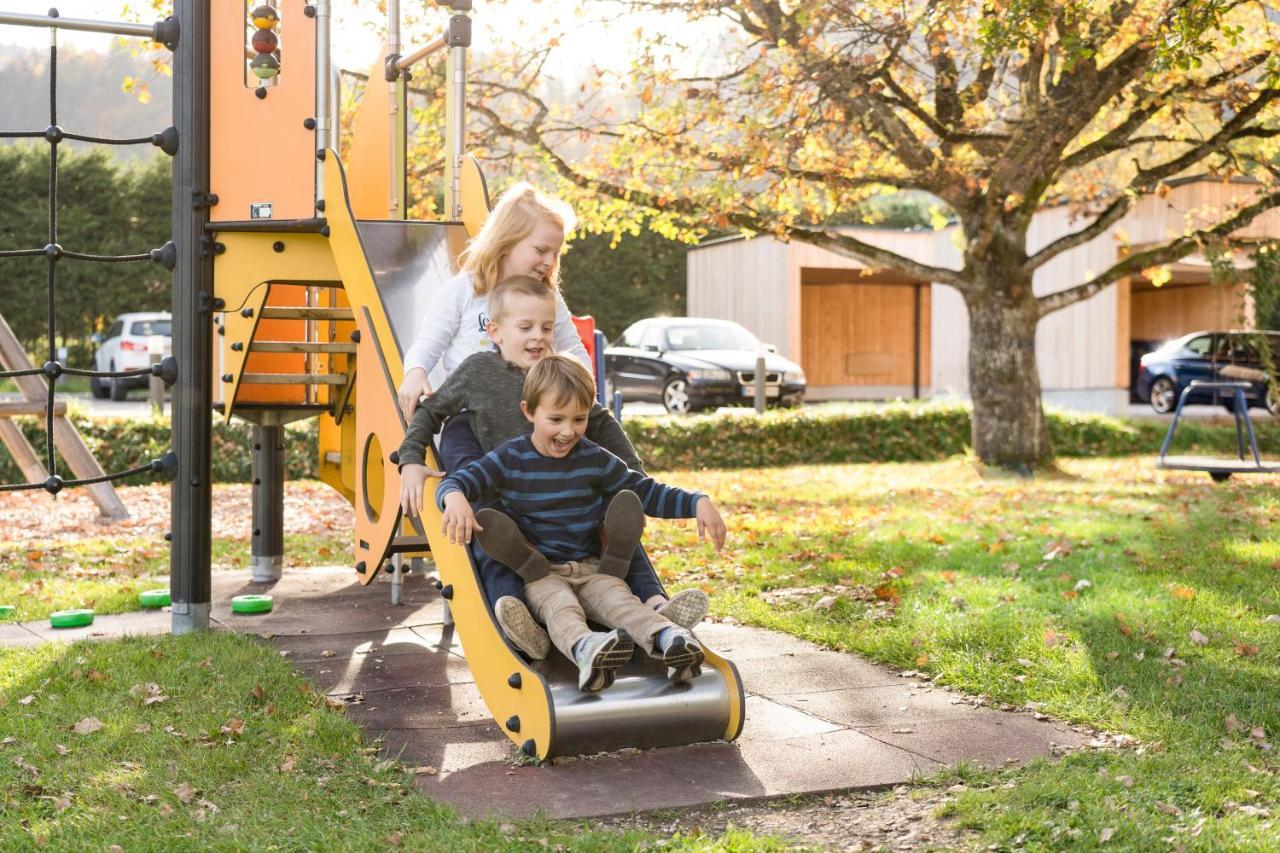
[395,36,447,70]
[0,10,156,39]
[251,423,285,582]
[754,354,766,415]
[170,0,213,635]
[149,352,164,414]
[388,0,402,218]
[445,12,470,220]
[313,0,331,212]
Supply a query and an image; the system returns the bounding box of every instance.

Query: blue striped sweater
[437,435,705,563]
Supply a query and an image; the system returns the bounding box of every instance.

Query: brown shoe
[656,588,708,629]
[495,596,550,660]
[475,509,551,582]
[598,490,644,578]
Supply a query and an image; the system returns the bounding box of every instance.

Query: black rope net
[0,30,178,494]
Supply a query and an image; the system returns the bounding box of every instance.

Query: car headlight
[686,368,733,382]
[784,369,806,384]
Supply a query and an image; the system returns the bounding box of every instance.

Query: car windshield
[131,320,171,336]
[664,324,759,351]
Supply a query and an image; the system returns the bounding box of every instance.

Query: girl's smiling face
[499,218,565,282]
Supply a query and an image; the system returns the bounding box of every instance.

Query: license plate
[742,386,780,398]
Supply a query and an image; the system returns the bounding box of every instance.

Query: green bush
[0,413,317,486]
[623,402,1280,469]
[1,404,1275,489]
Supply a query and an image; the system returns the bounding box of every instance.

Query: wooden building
[687,177,1278,413]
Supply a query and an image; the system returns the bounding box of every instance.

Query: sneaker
[475,509,551,582]
[494,596,550,660]
[598,490,644,578]
[656,628,704,682]
[573,629,635,692]
[656,588,708,630]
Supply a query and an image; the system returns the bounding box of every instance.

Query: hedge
[0,403,1276,486]
[0,412,317,486]
[621,402,1280,470]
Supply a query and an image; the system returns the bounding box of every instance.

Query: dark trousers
[437,416,666,608]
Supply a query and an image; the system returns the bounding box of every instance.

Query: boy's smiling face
[487,292,555,369]
[521,395,590,458]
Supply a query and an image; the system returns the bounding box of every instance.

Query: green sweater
[397,350,643,471]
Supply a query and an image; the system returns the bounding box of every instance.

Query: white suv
[90,312,172,401]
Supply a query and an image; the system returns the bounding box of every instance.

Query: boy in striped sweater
[436,354,728,692]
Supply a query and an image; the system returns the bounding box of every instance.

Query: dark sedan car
[1135,330,1280,415]
[604,318,806,414]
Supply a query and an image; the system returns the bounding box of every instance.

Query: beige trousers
[524,559,674,661]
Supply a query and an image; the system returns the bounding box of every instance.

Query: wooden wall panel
[1130,282,1246,341]
[800,281,928,388]
[687,237,790,354]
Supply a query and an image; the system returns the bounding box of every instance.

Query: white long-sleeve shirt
[401,270,592,379]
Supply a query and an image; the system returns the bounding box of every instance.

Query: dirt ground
[593,786,979,851]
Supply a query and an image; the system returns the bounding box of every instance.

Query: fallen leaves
[19,694,35,706]
[129,682,169,705]
[1233,640,1259,657]
[72,717,104,735]
[219,718,246,736]
[1188,629,1209,647]
[173,782,196,804]
[1170,585,1196,601]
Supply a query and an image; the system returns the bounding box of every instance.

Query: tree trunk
[965,284,1051,472]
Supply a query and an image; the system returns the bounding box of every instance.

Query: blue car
[1135,330,1280,415]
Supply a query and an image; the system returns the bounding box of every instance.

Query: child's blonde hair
[523,354,595,413]
[459,182,576,296]
[489,275,554,323]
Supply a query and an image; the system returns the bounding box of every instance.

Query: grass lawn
[0,634,774,850]
[4,457,1278,849]
[644,456,1280,849]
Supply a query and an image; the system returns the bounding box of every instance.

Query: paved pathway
[0,566,1087,820]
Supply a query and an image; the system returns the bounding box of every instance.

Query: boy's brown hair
[523,354,595,412]
[489,274,554,323]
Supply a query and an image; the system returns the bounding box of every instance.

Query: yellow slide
[321,153,744,760]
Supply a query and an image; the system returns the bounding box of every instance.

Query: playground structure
[1156,379,1280,481]
[0,2,742,761]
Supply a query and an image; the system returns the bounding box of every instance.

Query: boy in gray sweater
[397,275,706,656]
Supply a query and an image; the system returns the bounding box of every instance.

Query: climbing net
[0,18,178,494]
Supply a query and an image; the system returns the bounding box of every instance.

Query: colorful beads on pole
[249,4,281,82]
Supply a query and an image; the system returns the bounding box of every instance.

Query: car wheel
[1148,377,1176,414]
[662,377,693,415]
[88,375,109,399]
[109,362,129,401]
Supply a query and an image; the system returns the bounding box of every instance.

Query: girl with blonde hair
[397,181,587,416]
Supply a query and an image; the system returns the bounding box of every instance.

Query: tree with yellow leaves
[472,0,1280,470]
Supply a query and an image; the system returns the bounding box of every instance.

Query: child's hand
[695,496,727,552]
[398,463,442,517]
[397,368,433,422]
[441,491,483,545]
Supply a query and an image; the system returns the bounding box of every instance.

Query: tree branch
[1057,50,1272,172]
[789,226,966,288]
[1037,188,1280,316]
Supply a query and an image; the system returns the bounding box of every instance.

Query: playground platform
[0,566,1087,820]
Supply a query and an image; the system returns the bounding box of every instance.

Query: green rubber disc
[230,594,273,614]
[139,589,170,609]
[50,609,94,629]
[0,604,16,619]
